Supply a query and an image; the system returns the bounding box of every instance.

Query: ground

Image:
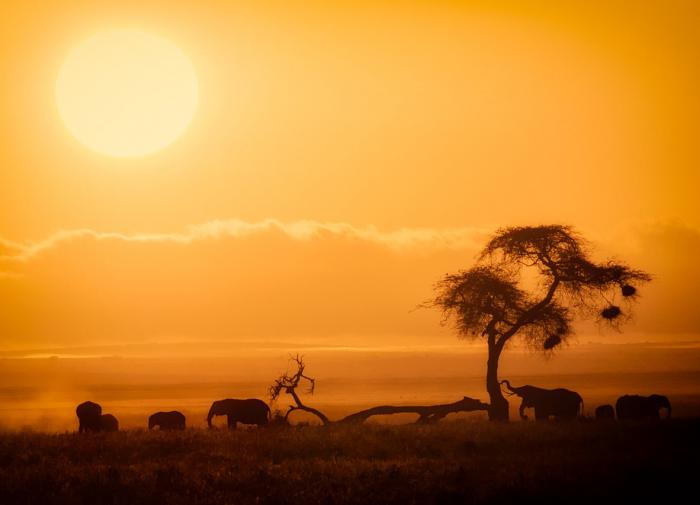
[0,419,697,504]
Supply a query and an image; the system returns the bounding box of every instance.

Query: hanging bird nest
[621,284,637,297]
[601,305,622,320]
[543,334,562,350]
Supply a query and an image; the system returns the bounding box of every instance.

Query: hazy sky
[1,1,699,359]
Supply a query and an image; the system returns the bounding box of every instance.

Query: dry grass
[0,419,696,504]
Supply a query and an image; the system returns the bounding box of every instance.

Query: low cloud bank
[0,219,698,350]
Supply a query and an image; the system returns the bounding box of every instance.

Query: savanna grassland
[1,419,697,505]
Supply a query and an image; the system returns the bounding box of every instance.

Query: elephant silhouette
[76,401,102,433]
[207,399,270,429]
[595,404,615,420]
[500,380,583,421]
[100,413,119,432]
[149,411,186,430]
[616,394,671,420]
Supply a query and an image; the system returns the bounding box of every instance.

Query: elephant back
[76,401,102,418]
[230,399,270,424]
[616,395,642,419]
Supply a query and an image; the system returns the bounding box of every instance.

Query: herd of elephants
[76,399,271,432]
[75,381,672,432]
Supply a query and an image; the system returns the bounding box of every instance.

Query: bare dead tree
[269,354,331,426]
[269,355,488,425]
[426,225,651,422]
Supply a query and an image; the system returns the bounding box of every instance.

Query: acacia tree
[428,225,651,421]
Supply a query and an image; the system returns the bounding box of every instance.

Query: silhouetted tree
[427,225,651,421]
[270,354,331,425]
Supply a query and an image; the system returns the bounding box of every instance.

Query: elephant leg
[519,400,528,420]
[534,407,549,421]
[227,415,237,429]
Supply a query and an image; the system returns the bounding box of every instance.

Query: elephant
[207,398,270,429]
[595,404,615,420]
[615,394,671,420]
[100,414,119,432]
[149,411,186,430]
[76,401,102,433]
[500,380,583,421]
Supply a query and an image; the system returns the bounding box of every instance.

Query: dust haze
[3,342,699,431]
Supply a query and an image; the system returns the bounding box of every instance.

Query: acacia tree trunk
[486,344,509,421]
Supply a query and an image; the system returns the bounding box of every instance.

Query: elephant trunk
[207,404,216,427]
[500,379,519,395]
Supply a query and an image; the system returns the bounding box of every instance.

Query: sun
[56,30,198,157]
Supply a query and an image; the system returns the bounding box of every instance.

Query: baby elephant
[100,414,119,432]
[149,411,186,431]
[595,404,615,420]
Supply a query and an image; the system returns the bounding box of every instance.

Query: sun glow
[55,29,198,157]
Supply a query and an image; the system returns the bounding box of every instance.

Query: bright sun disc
[56,30,198,157]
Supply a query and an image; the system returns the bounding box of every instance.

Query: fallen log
[338,396,490,424]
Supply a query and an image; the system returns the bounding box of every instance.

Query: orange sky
[1,1,699,365]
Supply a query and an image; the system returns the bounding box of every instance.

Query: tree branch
[270,355,330,426]
[284,389,331,425]
[498,276,560,347]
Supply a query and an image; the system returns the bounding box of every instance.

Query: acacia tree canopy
[432,225,650,351]
[428,225,651,421]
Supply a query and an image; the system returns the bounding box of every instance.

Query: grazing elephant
[207,399,270,429]
[76,401,102,433]
[500,380,583,421]
[100,414,119,432]
[595,404,615,420]
[615,395,671,420]
[149,411,186,431]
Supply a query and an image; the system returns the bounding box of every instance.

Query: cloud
[1,218,698,350]
[0,219,489,263]
[0,218,491,348]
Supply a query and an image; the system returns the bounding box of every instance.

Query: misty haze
[1,1,699,504]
